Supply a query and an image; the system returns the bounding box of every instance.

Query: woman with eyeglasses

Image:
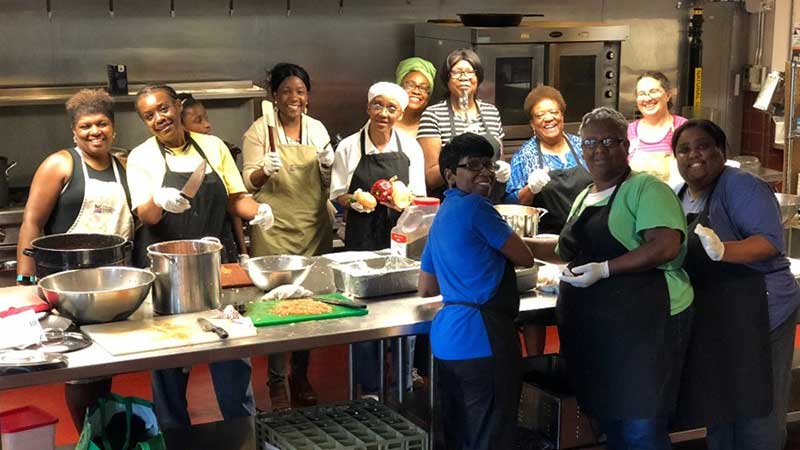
[418,48,510,199]
[241,63,335,410]
[394,57,436,137]
[527,107,693,450]
[628,71,687,184]
[671,120,799,450]
[418,132,534,450]
[330,82,426,398]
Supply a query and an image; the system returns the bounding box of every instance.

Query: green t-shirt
[561,172,694,316]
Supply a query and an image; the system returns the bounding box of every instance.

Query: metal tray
[331,256,420,298]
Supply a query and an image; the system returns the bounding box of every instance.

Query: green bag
[75,394,166,450]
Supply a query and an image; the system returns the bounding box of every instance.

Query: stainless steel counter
[0,80,266,107]
[0,260,556,390]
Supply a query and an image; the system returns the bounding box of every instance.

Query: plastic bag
[75,394,166,450]
[261,284,313,300]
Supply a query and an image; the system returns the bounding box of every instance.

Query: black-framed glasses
[402,81,431,93]
[582,137,625,150]
[457,159,498,172]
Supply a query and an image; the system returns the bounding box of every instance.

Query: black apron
[429,100,504,201]
[134,135,235,267]
[531,137,593,235]
[443,261,522,448]
[675,181,772,428]
[556,171,671,419]
[344,130,410,251]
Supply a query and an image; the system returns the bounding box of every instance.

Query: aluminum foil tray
[516,263,542,293]
[256,399,428,450]
[331,256,420,299]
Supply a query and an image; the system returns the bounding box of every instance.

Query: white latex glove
[153,187,191,214]
[695,223,725,261]
[495,160,511,184]
[559,261,610,288]
[527,168,551,194]
[249,203,275,230]
[261,153,283,176]
[261,284,313,300]
[317,143,334,167]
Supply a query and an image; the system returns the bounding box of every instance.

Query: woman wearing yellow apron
[627,71,687,186]
[242,63,334,410]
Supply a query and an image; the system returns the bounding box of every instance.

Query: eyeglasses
[582,138,626,150]
[636,88,665,99]
[533,110,561,120]
[450,70,477,80]
[402,81,431,93]
[368,102,401,115]
[456,159,498,172]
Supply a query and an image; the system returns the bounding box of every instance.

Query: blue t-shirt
[679,167,800,329]
[505,133,585,203]
[421,188,514,360]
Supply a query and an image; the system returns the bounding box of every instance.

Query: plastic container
[0,405,58,450]
[390,197,440,260]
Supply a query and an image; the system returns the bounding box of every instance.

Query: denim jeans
[354,337,415,395]
[706,308,798,450]
[151,358,255,430]
[600,418,672,450]
[268,351,310,386]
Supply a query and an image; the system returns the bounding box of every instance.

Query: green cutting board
[245,293,368,327]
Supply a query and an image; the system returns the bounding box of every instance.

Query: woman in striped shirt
[418,48,510,199]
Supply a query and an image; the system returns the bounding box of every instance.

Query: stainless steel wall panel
[0,0,716,186]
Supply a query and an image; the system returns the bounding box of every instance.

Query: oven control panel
[600,41,622,109]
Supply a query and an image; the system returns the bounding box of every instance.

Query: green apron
[250,115,332,256]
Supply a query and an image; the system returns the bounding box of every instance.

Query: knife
[313,297,367,310]
[197,318,228,339]
[180,160,206,200]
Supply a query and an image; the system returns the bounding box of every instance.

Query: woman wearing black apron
[529,107,693,450]
[329,82,426,397]
[127,84,275,430]
[417,48,510,202]
[672,119,800,450]
[418,133,535,450]
[505,85,593,356]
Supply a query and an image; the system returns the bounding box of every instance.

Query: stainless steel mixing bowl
[37,267,155,325]
[775,193,800,226]
[244,255,314,291]
[495,205,548,237]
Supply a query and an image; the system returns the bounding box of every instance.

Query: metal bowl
[495,205,548,237]
[37,267,155,325]
[775,193,800,226]
[244,255,314,291]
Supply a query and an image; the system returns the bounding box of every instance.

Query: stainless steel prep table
[0,259,556,390]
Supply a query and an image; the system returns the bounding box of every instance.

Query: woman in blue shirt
[419,132,534,450]
[506,86,591,234]
[672,119,800,450]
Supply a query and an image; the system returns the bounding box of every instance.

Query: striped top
[418,99,505,144]
[627,115,687,155]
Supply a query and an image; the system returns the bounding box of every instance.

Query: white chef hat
[367,82,409,111]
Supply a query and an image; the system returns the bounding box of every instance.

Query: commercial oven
[414,22,629,152]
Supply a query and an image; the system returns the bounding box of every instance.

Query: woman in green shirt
[529,106,693,450]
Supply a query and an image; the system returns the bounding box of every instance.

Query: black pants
[706,309,798,450]
[436,356,516,450]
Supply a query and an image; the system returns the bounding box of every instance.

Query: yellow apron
[250,116,332,257]
[628,123,676,183]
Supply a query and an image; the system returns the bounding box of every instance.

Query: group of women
[13,43,800,450]
[419,69,800,450]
